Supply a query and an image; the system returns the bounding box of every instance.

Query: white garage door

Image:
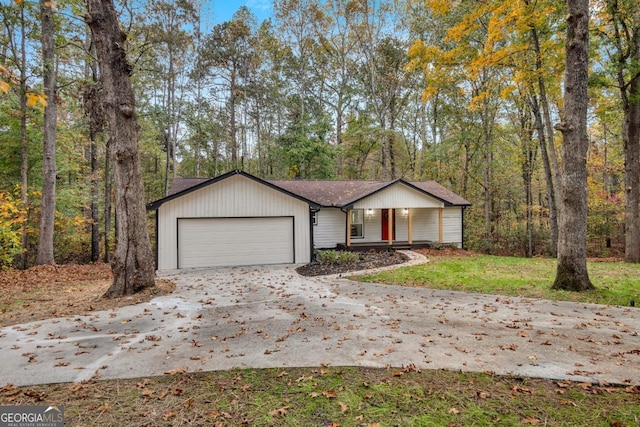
[177,217,294,268]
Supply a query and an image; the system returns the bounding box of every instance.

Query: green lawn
[356,255,640,306]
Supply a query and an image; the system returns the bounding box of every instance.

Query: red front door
[381,209,396,240]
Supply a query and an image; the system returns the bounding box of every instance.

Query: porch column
[346,209,351,247]
[438,207,443,243]
[408,208,413,245]
[388,208,393,245]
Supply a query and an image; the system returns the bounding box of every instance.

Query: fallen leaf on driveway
[164,367,189,375]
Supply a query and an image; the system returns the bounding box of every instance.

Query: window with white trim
[350,209,364,238]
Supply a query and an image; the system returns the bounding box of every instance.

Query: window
[350,209,364,238]
[311,211,318,226]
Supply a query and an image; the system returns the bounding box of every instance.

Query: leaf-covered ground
[1,366,638,426]
[1,256,639,425]
[0,263,175,328]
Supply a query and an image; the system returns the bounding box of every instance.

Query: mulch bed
[296,250,409,276]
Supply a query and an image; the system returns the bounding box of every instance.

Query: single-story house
[147,169,471,270]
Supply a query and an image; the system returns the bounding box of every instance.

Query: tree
[143,0,198,195]
[82,27,104,263]
[196,7,256,170]
[85,0,155,296]
[35,0,56,265]
[596,0,640,262]
[552,0,594,291]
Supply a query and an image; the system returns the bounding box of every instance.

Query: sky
[210,0,274,24]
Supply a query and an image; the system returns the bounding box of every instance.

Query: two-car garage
[177,217,295,269]
[149,170,313,271]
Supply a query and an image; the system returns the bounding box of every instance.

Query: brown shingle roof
[408,181,471,206]
[266,180,389,206]
[168,177,210,195]
[166,176,470,207]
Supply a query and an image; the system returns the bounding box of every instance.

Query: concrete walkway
[1,252,638,387]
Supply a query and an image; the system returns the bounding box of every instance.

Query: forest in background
[1,0,638,268]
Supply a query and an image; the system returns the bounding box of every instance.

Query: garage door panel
[178,217,294,268]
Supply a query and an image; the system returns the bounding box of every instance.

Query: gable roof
[147,170,320,210]
[149,170,471,210]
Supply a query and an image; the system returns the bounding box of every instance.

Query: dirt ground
[0,263,175,328]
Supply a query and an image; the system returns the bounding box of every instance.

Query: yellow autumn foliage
[26,92,48,108]
[0,190,26,268]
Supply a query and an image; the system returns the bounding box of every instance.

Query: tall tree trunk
[614,4,640,263]
[18,1,29,269]
[552,0,594,291]
[529,25,560,256]
[36,0,57,265]
[104,138,111,263]
[624,55,640,262]
[83,30,103,263]
[230,69,238,169]
[530,93,558,256]
[86,0,155,296]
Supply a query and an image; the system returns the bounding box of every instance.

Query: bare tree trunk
[530,23,560,256]
[18,1,29,269]
[624,61,640,262]
[36,0,57,265]
[612,3,640,263]
[552,0,594,291]
[83,29,103,263]
[530,93,558,256]
[104,138,112,263]
[86,0,155,296]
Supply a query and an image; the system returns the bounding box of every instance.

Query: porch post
[408,208,413,245]
[438,207,443,243]
[388,208,393,245]
[346,209,352,248]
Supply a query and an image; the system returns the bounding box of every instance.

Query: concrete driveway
[1,252,639,387]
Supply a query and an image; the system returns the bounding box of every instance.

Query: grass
[2,367,639,426]
[356,255,640,306]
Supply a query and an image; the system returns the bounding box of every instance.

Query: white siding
[157,174,311,270]
[313,208,345,248]
[360,209,381,242]
[411,209,440,241]
[352,183,444,209]
[442,207,463,247]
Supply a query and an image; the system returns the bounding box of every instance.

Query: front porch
[343,206,446,250]
[337,240,435,252]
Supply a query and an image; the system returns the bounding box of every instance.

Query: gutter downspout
[310,207,319,261]
[462,206,466,249]
[154,208,159,270]
[340,206,350,249]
